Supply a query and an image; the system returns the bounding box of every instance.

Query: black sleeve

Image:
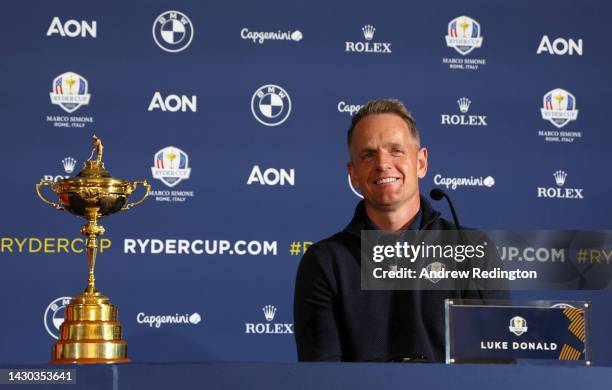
[293,244,343,361]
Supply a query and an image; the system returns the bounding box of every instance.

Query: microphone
[430,188,462,230]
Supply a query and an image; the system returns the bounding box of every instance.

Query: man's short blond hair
[347,99,420,151]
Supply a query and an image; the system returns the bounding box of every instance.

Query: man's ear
[347,161,359,189]
[417,147,428,179]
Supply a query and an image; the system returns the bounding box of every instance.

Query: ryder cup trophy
[36,135,150,364]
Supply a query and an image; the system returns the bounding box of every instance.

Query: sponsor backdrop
[1,0,610,365]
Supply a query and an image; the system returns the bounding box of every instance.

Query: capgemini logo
[483,176,495,187]
[189,312,202,324]
[263,305,277,321]
[554,170,567,186]
[291,30,303,42]
[457,97,471,113]
[62,157,77,173]
[362,25,375,41]
[136,312,202,328]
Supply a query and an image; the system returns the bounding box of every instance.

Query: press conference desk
[2,362,610,389]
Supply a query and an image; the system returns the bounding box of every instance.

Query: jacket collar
[343,195,441,237]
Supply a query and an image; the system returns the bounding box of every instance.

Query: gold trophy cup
[36,135,150,364]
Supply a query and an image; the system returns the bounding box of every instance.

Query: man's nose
[375,152,393,171]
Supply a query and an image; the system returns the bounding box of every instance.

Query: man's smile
[374,177,400,185]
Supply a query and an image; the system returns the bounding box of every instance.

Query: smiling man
[347,104,427,231]
[293,99,474,362]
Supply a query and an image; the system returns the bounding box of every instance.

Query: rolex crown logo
[262,305,277,321]
[62,157,77,174]
[554,170,567,186]
[457,97,471,113]
[362,25,376,41]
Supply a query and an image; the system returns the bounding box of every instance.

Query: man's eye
[392,149,404,155]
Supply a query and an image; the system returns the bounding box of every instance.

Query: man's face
[347,113,428,212]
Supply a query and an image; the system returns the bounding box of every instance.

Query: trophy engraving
[36,135,150,364]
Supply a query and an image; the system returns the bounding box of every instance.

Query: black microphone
[430,188,462,230]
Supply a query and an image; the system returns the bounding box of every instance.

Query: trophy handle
[35,179,65,210]
[122,180,151,211]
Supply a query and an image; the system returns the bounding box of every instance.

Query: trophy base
[51,291,129,364]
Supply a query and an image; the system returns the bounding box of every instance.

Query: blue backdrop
[1,0,611,365]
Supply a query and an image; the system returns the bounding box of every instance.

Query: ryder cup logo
[251,84,292,126]
[151,146,191,187]
[424,262,445,284]
[44,296,71,339]
[445,16,483,55]
[541,88,578,128]
[153,11,194,52]
[49,72,91,113]
[508,316,528,336]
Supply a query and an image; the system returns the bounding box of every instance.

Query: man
[293,99,501,362]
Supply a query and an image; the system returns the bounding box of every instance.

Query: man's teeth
[376,178,398,184]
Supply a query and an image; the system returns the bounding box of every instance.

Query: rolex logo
[441,97,487,126]
[457,97,471,113]
[245,305,293,334]
[362,25,375,41]
[537,170,583,199]
[262,305,277,321]
[62,157,77,173]
[554,170,567,186]
[346,25,391,54]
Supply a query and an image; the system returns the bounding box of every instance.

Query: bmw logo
[44,296,71,339]
[153,11,194,53]
[251,84,292,126]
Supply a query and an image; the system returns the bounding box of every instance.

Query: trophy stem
[86,234,98,294]
[80,207,105,295]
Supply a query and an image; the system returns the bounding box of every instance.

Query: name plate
[445,299,591,365]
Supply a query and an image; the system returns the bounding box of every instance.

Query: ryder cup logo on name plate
[49,72,91,113]
[508,316,528,336]
[251,84,292,126]
[44,296,72,339]
[541,88,579,129]
[445,16,483,55]
[424,262,446,284]
[153,11,194,52]
[151,146,191,187]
